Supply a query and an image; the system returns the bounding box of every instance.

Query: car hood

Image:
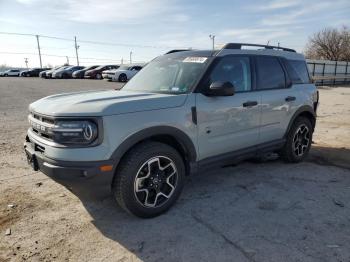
[115,69,129,74]
[103,69,118,74]
[29,90,188,116]
[74,69,86,74]
[85,69,96,74]
[53,69,65,73]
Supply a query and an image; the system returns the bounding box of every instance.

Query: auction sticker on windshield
[183,57,207,63]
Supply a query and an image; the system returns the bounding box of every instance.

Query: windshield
[122,54,209,94]
[85,65,99,70]
[95,65,111,70]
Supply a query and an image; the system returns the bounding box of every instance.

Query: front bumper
[52,73,61,78]
[102,74,113,79]
[23,137,115,194]
[72,73,82,78]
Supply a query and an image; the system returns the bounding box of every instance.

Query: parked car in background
[41,66,65,79]
[39,69,51,78]
[84,65,119,79]
[111,65,143,82]
[21,68,51,77]
[72,65,99,79]
[46,66,71,79]
[0,69,21,77]
[102,68,120,80]
[52,66,85,79]
[20,69,29,76]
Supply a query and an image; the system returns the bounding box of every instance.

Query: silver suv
[24,43,318,218]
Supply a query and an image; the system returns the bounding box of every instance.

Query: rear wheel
[281,117,313,163]
[112,141,185,218]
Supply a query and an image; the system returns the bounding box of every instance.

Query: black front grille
[29,113,55,141]
[32,113,55,125]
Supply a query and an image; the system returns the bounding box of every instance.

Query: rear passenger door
[256,56,298,143]
[196,56,261,160]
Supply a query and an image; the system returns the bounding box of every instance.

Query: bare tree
[305,26,350,61]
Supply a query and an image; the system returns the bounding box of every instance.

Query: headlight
[52,120,98,145]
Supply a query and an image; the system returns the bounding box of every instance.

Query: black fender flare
[110,126,197,166]
[284,105,316,138]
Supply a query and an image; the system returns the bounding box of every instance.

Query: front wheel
[281,117,313,163]
[95,73,102,80]
[112,141,185,218]
[118,74,127,82]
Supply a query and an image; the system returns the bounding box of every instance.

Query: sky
[0,0,349,68]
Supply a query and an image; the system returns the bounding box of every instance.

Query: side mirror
[206,81,235,96]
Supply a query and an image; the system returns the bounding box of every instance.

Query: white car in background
[111,65,143,82]
[102,68,120,80]
[0,69,21,76]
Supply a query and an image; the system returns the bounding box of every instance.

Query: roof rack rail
[165,49,192,54]
[223,43,296,52]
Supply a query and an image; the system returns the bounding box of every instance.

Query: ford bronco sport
[24,43,318,218]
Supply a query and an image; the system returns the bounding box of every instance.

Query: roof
[164,43,305,61]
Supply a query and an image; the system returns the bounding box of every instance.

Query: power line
[0,51,146,63]
[0,31,186,49]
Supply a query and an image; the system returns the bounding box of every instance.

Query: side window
[208,56,252,92]
[256,57,286,90]
[287,60,310,84]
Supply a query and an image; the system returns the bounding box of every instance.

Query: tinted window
[256,57,285,90]
[287,60,310,84]
[208,56,251,92]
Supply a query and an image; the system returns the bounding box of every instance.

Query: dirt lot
[0,78,349,262]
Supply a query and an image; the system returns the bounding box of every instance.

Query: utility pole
[66,56,70,65]
[74,36,80,66]
[129,51,133,64]
[209,34,215,51]
[121,58,124,65]
[24,58,29,69]
[36,35,42,68]
[278,42,280,48]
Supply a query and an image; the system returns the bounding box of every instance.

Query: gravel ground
[0,78,349,262]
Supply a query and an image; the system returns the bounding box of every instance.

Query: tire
[281,117,313,163]
[4,74,8,77]
[112,141,185,218]
[118,74,127,82]
[96,73,102,80]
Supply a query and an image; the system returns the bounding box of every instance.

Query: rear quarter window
[256,56,286,90]
[285,60,310,84]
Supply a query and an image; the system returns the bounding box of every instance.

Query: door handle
[243,101,258,107]
[285,96,296,102]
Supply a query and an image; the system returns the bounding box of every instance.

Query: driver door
[196,56,261,160]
